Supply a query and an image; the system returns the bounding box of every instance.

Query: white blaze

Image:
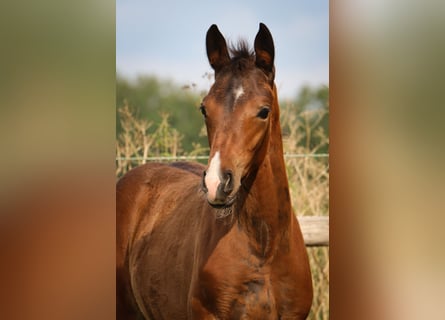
[234,85,244,103]
[205,151,221,201]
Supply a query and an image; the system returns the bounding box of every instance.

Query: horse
[116,23,313,319]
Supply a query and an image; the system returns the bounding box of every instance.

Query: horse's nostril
[202,171,208,192]
[223,170,234,193]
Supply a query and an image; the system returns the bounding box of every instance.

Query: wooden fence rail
[297,216,329,247]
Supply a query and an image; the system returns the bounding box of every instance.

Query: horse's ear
[254,23,275,81]
[206,24,230,74]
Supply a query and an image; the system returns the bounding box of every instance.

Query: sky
[116,0,328,99]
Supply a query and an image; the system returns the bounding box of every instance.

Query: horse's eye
[199,105,207,118]
[257,107,270,119]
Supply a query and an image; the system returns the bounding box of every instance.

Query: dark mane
[228,40,254,72]
[229,39,254,60]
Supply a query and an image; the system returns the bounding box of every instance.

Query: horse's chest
[198,266,278,319]
[228,279,278,320]
[195,226,281,319]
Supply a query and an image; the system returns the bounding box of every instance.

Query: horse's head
[201,23,277,208]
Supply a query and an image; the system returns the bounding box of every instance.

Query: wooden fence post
[298,216,329,246]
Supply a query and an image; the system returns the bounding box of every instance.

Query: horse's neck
[248,130,292,221]
[236,107,293,257]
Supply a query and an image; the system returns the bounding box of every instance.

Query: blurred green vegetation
[281,85,329,154]
[116,75,206,152]
[116,74,328,154]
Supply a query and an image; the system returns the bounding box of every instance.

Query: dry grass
[116,102,184,177]
[116,104,329,319]
[280,105,329,319]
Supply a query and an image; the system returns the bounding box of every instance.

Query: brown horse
[116,23,313,319]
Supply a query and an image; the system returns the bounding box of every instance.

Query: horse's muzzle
[202,170,235,207]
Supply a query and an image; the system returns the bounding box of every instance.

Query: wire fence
[116,153,329,162]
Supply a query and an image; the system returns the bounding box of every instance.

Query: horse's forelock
[229,40,254,60]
